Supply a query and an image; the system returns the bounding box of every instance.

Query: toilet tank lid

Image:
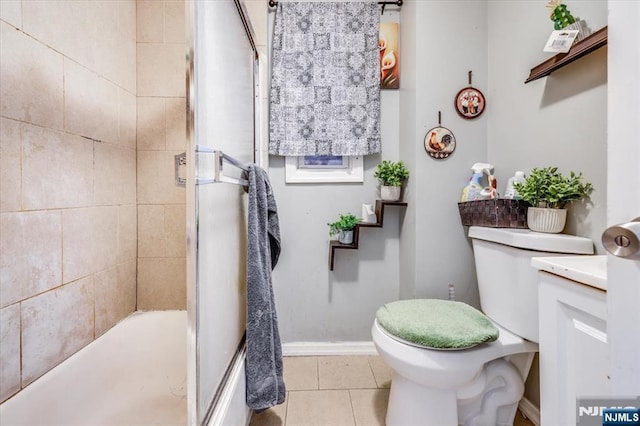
[468,226,594,254]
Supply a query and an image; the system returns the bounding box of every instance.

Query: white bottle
[504,171,526,199]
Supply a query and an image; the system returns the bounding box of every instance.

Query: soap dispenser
[504,171,526,199]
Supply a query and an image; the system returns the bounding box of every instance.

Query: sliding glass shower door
[186,1,259,424]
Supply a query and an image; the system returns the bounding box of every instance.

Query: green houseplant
[513,167,593,233]
[374,160,410,201]
[328,213,360,244]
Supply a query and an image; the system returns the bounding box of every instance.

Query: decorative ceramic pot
[527,207,567,233]
[338,230,354,245]
[381,185,401,201]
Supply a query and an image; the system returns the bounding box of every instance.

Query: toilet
[372,226,594,426]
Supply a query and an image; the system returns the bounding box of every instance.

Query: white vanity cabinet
[533,256,609,426]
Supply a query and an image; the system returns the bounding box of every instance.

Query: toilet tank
[468,226,593,343]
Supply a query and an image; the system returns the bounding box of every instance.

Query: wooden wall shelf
[525,26,607,84]
[328,200,407,271]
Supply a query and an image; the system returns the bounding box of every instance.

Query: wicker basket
[458,199,530,228]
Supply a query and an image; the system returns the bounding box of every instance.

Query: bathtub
[0,311,187,425]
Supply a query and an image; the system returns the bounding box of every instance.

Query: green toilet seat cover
[376,299,499,350]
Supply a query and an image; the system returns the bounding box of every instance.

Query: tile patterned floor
[250,355,536,426]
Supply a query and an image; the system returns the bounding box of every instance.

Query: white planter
[381,185,401,201]
[527,207,567,234]
[338,230,354,245]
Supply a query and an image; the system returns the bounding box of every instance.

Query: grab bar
[195,145,250,187]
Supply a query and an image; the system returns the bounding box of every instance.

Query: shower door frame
[185,1,261,424]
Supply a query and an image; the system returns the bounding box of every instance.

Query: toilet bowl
[372,227,594,426]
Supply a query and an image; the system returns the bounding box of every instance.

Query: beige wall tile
[118,0,137,44]
[22,1,97,72]
[93,1,136,93]
[137,44,186,97]
[0,118,21,212]
[0,0,21,29]
[138,204,184,258]
[94,266,116,336]
[119,88,137,149]
[137,258,186,310]
[284,356,319,391]
[349,389,389,426]
[111,31,137,94]
[94,260,136,336]
[0,304,21,403]
[318,356,377,390]
[91,206,119,276]
[0,22,63,130]
[286,390,355,426]
[137,97,166,150]
[137,151,186,204]
[244,0,267,47]
[21,277,94,386]
[164,1,186,43]
[165,97,186,150]
[64,59,119,143]
[21,124,93,210]
[118,205,137,263]
[0,211,62,308]
[94,143,136,206]
[118,260,137,307]
[137,0,164,43]
[138,205,166,258]
[62,208,93,282]
[165,204,186,257]
[62,207,118,284]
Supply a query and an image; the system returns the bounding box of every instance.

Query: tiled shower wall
[136,0,187,310]
[0,1,137,403]
[0,0,187,404]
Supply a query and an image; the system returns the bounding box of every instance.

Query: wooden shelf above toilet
[329,200,407,271]
[525,26,608,84]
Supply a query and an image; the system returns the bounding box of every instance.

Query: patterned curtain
[269,1,381,156]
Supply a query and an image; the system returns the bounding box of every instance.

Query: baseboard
[282,341,378,356]
[518,397,541,426]
[206,350,251,426]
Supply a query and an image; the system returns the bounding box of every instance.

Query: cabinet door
[539,272,609,426]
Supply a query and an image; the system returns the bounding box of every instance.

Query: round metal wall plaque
[454,86,486,119]
[424,126,456,159]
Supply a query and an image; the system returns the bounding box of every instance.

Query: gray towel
[245,164,285,410]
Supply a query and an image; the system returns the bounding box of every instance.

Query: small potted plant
[513,166,593,233]
[374,160,410,201]
[328,213,360,245]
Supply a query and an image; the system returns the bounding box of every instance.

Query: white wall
[400,0,488,307]
[268,6,404,342]
[487,0,608,251]
[486,0,608,408]
[264,0,609,346]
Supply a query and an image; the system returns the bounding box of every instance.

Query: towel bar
[195,145,250,186]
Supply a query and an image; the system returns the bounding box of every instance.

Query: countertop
[531,255,607,291]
